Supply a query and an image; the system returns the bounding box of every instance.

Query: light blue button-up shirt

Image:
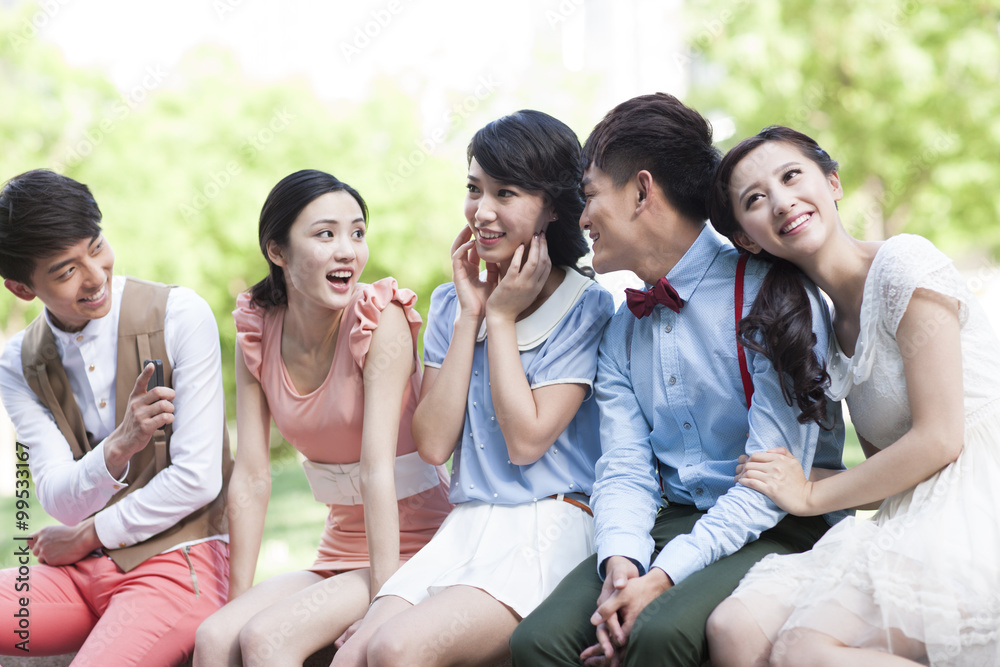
[592,225,847,584]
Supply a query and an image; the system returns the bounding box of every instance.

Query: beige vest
[20,277,233,572]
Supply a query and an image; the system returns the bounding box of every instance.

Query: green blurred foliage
[3,0,998,423]
[0,6,466,408]
[684,0,1000,259]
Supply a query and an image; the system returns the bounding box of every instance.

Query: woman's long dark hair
[249,170,368,308]
[709,126,837,427]
[468,110,589,271]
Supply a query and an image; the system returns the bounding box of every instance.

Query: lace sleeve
[875,234,970,337]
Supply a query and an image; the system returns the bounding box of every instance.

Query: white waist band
[301,451,444,506]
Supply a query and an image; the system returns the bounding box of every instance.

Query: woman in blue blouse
[331,110,615,666]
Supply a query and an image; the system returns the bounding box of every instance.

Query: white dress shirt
[0,275,226,551]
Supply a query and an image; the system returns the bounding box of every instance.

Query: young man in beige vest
[0,169,233,666]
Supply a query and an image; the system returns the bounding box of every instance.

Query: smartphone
[144,359,164,391]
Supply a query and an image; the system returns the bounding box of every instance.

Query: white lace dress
[731,234,1000,665]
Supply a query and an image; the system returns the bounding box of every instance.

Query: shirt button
[89,365,96,372]
[532,497,537,502]
[118,542,126,548]
[664,324,672,333]
[474,370,479,375]
[668,376,676,385]
[113,484,121,490]
[479,443,484,449]
[76,335,84,342]
[683,422,691,429]
[469,484,475,489]
[695,488,704,496]
[100,400,107,408]
[493,493,498,498]
[473,402,478,407]
[569,482,574,489]
[507,459,512,465]
[490,416,495,421]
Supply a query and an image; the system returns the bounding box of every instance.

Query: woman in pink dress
[194,170,452,667]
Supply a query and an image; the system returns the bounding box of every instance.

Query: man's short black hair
[0,169,103,286]
[583,93,721,224]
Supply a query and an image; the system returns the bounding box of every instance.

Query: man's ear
[733,231,763,255]
[265,240,287,267]
[4,279,37,302]
[635,170,655,215]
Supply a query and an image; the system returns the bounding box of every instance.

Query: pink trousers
[0,540,228,666]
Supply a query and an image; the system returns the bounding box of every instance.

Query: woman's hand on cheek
[451,226,498,320]
[488,232,551,321]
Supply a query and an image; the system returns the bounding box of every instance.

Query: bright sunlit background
[1,0,998,575]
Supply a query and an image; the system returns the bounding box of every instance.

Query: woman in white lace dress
[704,126,1000,666]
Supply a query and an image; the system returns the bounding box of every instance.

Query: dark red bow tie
[625,277,683,318]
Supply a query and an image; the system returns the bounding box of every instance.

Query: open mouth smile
[327,269,353,291]
[780,212,812,235]
[79,283,108,305]
[476,229,505,247]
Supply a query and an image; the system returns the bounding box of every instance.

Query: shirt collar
[464,268,594,351]
[663,223,725,303]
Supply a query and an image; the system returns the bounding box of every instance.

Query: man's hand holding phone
[103,360,175,478]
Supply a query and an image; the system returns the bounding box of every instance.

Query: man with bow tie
[510,94,848,667]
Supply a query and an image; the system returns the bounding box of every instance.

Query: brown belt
[548,493,593,516]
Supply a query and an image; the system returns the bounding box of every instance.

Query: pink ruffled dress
[233,278,452,572]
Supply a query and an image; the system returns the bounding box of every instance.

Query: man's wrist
[647,566,674,593]
[599,555,645,580]
[103,433,130,479]
[80,517,103,551]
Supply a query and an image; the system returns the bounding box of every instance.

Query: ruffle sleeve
[349,277,423,371]
[524,283,615,398]
[233,292,266,382]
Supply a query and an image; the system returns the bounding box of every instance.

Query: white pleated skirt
[375,499,594,618]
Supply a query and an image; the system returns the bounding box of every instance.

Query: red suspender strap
[735,253,754,409]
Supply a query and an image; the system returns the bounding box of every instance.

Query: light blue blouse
[423,269,615,505]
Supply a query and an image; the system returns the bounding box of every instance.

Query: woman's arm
[485,236,588,464]
[740,288,965,515]
[225,342,273,601]
[360,303,411,599]
[412,228,497,464]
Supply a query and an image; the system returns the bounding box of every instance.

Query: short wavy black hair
[468,110,589,269]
